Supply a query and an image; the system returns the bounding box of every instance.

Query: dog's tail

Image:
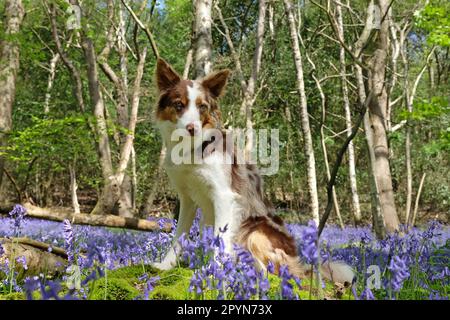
[237,216,355,285]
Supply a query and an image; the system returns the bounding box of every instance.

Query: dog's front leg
[213,192,238,255]
[152,195,196,270]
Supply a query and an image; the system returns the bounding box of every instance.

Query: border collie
[152,58,354,285]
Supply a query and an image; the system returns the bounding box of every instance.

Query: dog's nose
[186,123,198,136]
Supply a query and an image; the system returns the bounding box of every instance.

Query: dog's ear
[156,58,181,92]
[202,69,230,99]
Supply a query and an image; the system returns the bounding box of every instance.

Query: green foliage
[4,115,92,164]
[415,0,450,46]
[400,96,449,121]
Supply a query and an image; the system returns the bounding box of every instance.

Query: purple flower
[428,290,449,300]
[267,261,275,274]
[16,255,28,270]
[279,265,297,300]
[63,219,75,264]
[299,220,318,265]
[144,276,160,300]
[388,255,410,292]
[24,276,40,300]
[360,287,375,300]
[9,204,27,236]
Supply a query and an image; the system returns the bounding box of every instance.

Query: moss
[150,268,194,300]
[107,264,159,282]
[89,277,140,300]
[158,267,193,286]
[0,292,25,300]
[150,279,191,300]
[267,274,354,300]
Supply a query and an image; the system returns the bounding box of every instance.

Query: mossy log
[0,237,67,277]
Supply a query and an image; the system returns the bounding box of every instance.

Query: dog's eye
[199,104,208,113]
[174,102,184,112]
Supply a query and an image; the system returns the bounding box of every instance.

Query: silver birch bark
[69,162,81,214]
[336,2,362,224]
[214,0,267,159]
[366,0,400,233]
[193,0,213,78]
[283,0,319,224]
[44,53,60,114]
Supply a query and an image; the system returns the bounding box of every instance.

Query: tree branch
[318,91,374,237]
[121,0,159,59]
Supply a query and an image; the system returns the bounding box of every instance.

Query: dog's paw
[151,261,175,271]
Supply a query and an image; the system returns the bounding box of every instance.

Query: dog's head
[155,58,230,137]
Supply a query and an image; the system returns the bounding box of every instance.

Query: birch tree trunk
[336,3,362,225]
[214,0,267,159]
[401,37,413,226]
[81,36,118,216]
[242,0,267,159]
[44,53,60,114]
[69,162,81,214]
[365,0,400,233]
[348,0,385,237]
[283,0,319,225]
[0,0,25,201]
[193,0,212,78]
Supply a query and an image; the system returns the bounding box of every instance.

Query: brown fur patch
[238,216,297,257]
[238,216,308,278]
[156,58,181,92]
[156,80,193,122]
[201,69,231,98]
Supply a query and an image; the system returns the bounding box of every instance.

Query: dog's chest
[164,155,232,202]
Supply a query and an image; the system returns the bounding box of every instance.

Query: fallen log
[0,237,67,277]
[0,203,173,232]
[13,237,68,258]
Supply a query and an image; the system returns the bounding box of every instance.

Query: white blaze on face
[177,82,201,132]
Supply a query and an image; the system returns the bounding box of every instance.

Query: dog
[152,58,354,286]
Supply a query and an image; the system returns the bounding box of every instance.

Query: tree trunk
[242,0,267,159]
[336,2,362,225]
[411,173,426,228]
[215,0,267,159]
[355,52,385,238]
[366,0,400,233]
[140,147,166,216]
[283,0,319,225]
[193,0,213,78]
[43,52,60,114]
[81,36,118,216]
[0,0,25,202]
[69,162,80,214]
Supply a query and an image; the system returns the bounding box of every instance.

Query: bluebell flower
[428,290,449,300]
[9,204,27,236]
[63,219,75,264]
[299,220,318,265]
[388,255,410,292]
[359,287,375,300]
[144,276,160,300]
[16,255,28,270]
